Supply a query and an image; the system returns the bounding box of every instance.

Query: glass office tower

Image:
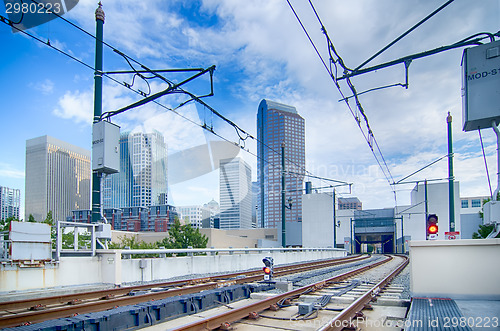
[103,130,167,209]
[219,157,252,229]
[257,99,305,229]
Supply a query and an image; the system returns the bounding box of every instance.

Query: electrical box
[96,223,112,240]
[483,200,500,225]
[298,302,315,315]
[92,121,120,174]
[462,40,500,132]
[9,221,51,261]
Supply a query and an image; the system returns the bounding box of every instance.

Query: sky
[0,0,499,220]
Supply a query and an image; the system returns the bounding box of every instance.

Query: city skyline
[1,1,498,219]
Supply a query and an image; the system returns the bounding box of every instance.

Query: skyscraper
[0,186,21,220]
[219,157,252,229]
[257,99,305,229]
[25,136,91,222]
[103,130,167,209]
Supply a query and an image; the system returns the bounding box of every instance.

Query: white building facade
[302,192,334,248]
[0,186,21,220]
[25,136,91,222]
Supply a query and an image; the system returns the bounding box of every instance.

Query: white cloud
[50,0,500,208]
[52,89,93,124]
[0,163,24,179]
[30,79,54,94]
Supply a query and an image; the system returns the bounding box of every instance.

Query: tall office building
[103,130,167,209]
[257,99,305,229]
[0,186,21,220]
[219,157,252,229]
[25,136,91,222]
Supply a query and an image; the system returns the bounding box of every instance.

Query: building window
[461,200,469,208]
[471,199,481,208]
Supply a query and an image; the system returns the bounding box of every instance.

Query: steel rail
[171,255,395,331]
[0,255,369,328]
[318,255,409,331]
[0,255,366,311]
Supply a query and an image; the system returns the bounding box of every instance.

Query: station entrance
[351,217,397,254]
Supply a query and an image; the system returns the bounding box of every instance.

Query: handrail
[117,247,345,257]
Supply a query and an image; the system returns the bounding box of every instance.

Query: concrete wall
[0,249,346,292]
[409,239,500,300]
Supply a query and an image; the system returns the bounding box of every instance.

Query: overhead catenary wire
[0,6,340,192]
[285,0,397,200]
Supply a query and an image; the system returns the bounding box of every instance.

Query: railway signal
[262,257,274,281]
[426,214,439,240]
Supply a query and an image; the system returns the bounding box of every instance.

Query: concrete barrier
[409,239,500,300]
[0,248,346,292]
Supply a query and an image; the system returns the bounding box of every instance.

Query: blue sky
[1,0,499,219]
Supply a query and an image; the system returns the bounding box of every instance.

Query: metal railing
[118,246,345,258]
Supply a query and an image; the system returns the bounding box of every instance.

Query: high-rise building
[103,130,167,209]
[0,186,21,220]
[177,205,211,229]
[25,136,91,222]
[257,99,305,229]
[219,157,252,229]
[338,197,362,210]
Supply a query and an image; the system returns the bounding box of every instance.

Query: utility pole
[333,188,336,248]
[447,112,455,231]
[281,142,286,248]
[91,2,104,223]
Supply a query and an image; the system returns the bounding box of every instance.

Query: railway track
[167,254,409,331]
[0,254,370,328]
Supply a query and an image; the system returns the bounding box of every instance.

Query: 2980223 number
[443,316,499,328]
[5,2,62,15]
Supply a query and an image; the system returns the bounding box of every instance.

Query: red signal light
[428,224,438,234]
[263,267,271,274]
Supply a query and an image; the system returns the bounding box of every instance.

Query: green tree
[109,235,159,258]
[27,214,36,222]
[43,211,54,226]
[472,224,500,239]
[159,220,208,249]
[0,216,21,232]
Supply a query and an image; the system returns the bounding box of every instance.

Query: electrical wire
[286,0,396,198]
[479,128,493,199]
[0,10,338,201]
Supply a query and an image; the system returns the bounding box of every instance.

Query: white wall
[0,249,346,292]
[410,182,461,240]
[410,239,500,300]
[302,193,334,247]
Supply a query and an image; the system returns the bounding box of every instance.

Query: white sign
[445,231,460,240]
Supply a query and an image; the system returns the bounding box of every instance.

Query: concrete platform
[455,300,500,331]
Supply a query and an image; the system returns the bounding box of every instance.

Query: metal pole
[281,143,286,248]
[333,188,336,248]
[424,179,428,238]
[492,121,500,201]
[400,217,405,254]
[447,112,455,231]
[92,2,105,223]
[350,218,353,254]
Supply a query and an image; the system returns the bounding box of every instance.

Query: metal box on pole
[92,121,120,174]
[462,40,500,132]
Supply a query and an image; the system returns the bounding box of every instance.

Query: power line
[0,7,343,193]
[285,0,396,198]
